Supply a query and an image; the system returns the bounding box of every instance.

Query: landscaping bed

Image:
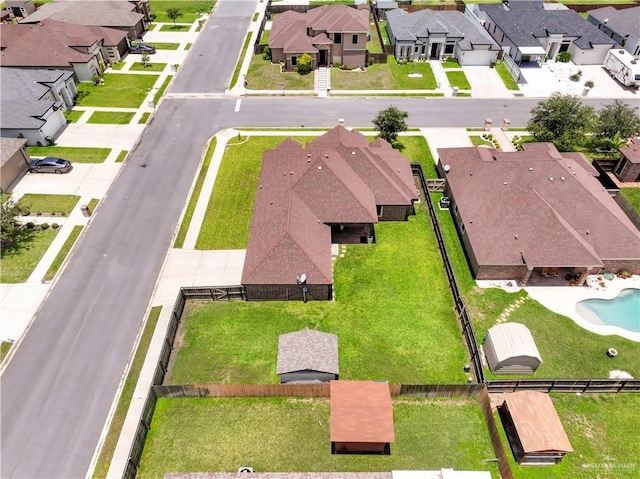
[137,396,497,477]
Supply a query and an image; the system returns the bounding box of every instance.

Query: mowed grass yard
[149,0,215,23]
[246,55,315,90]
[0,228,60,283]
[621,187,640,214]
[433,191,640,379]
[137,397,498,478]
[331,58,437,90]
[76,74,159,108]
[497,393,640,479]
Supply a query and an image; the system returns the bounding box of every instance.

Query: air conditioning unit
[238,467,254,473]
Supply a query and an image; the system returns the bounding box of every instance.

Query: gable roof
[482,1,614,50]
[1,67,74,102]
[0,99,59,129]
[241,126,417,287]
[438,143,640,269]
[502,391,573,454]
[330,380,394,444]
[587,6,640,38]
[485,323,542,363]
[0,20,126,68]
[20,1,142,28]
[0,137,28,167]
[387,9,499,51]
[620,138,640,164]
[277,329,338,375]
[306,4,368,33]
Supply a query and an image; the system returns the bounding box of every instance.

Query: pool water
[576,289,640,333]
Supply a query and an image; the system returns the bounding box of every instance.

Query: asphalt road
[1,0,637,476]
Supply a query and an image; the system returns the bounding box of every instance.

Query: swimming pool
[576,288,640,334]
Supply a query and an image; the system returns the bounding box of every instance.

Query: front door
[319,49,327,66]
[430,43,439,59]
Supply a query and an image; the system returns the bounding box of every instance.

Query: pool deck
[477,275,640,343]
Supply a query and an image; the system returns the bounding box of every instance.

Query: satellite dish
[299,273,307,284]
[443,164,451,173]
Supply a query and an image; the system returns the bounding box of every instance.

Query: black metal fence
[412,163,485,384]
[487,378,640,393]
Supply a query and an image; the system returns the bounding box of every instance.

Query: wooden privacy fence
[479,386,513,479]
[487,378,640,393]
[412,163,485,384]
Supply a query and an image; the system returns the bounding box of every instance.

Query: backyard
[137,396,498,477]
[76,74,159,108]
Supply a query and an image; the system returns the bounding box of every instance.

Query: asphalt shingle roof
[482,1,614,50]
[277,329,338,375]
[20,1,142,28]
[386,9,498,51]
[588,6,640,40]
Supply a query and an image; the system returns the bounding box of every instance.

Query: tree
[295,53,312,73]
[373,106,408,144]
[166,8,183,26]
[595,100,640,140]
[1,200,35,257]
[527,93,594,151]
[262,46,271,62]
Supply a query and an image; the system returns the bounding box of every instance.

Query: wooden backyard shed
[483,323,542,375]
[330,380,394,454]
[276,329,338,383]
[498,391,573,465]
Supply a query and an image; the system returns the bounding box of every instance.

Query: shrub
[92,75,103,85]
[26,222,35,229]
[557,51,571,63]
[262,46,271,61]
[295,53,312,73]
[584,80,594,88]
[569,72,582,82]
[41,223,49,230]
[52,223,60,229]
[332,62,341,68]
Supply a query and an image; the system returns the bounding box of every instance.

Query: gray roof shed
[277,329,338,375]
[483,323,542,375]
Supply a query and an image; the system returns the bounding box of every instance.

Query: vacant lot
[496,393,640,479]
[331,58,437,90]
[149,0,215,23]
[76,74,159,108]
[137,397,498,478]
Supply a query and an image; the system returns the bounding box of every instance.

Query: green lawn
[446,70,471,90]
[146,42,180,50]
[379,20,390,46]
[174,138,216,248]
[159,24,191,32]
[621,188,640,214]
[331,57,437,90]
[260,29,270,45]
[92,306,163,479]
[0,228,60,283]
[87,198,99,213]
[177,203,467,384]
[43,225,83,281]
[87,111,135,124]
[230,33,252,89]
[495,61,520,91]
[470,135,496,147]
[109,62,125,71]
[129,62,167,72]
[138,112,151,124]
[246,55,315,90]
[495,394,640,479]
[196,136,314,250]
[64,110,84,123]
[17,194,80,216]
[184,43,192,50]
[27,146,110,163]
[150,0,215,23]
[434,193,640,379]
[0,341,12,363]
[76,74,159,108]
[367,15,383,54]
[153,75,173,104]
[115,150,129,162]
[442,58,461,69]
[138,397,497,478]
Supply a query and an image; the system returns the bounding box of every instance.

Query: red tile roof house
[437,142,640,286]
[241,126,418,301]
[268,4,369,71]
[0,19,128,81]
[330,380,395,454]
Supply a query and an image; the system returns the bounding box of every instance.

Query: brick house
[241,126,417,301]
[437,142,640,286]
[269,4,369,71]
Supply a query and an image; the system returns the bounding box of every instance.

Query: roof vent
[586,230,590,235]
[561,176,565,181]
[290,171,294,175]
[515,234,518,239]
[307,154,312,158]
[351,151,356,155]
[503,181,508,185]
[324,154,329,158]
[317,165,322,171]
[549,177,553,181]
[443,164,451,173]
[528,167,533,171]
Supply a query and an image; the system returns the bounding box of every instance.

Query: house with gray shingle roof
[0,19,128,80]
[277,329,338,383]
[5,0,35,19]
[587,6,640,57]
[20,1,146,40]
[241,126,417,301]
[476,1,615,65]
[386,9,499,65]
[1,137,30,192]
[0,68,77,146]
[269,4,369,71]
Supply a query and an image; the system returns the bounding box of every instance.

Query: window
[376,205,383,218]
[334,33,342,44]
[291,56,297,66]
[352,34,358,44]
[454,205,459,216]
[414,45,420,53]
[444,43,455,54]
[460,223,466,235]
